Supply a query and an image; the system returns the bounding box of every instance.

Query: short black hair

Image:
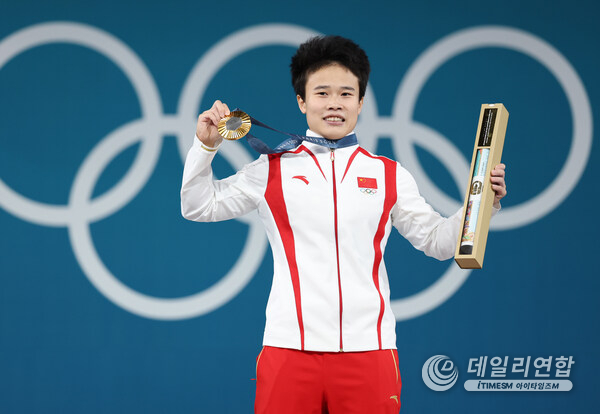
[290,35,370,100]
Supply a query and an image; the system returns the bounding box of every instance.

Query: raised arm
[180,100,267,222]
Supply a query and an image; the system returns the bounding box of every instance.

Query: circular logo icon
[422,355,459,391]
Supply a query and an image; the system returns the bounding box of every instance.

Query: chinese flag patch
[357,177,377,189]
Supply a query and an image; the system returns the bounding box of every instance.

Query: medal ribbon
[232,109,358,154]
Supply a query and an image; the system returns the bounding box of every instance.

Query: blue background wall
[1,0,598,412]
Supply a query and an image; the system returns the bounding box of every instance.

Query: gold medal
[217,110,251,140]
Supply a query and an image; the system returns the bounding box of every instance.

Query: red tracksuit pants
[255,346,402,414]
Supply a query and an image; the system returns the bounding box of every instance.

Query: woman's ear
[297,94,307,114]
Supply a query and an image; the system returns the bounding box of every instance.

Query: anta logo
[292,175,309,184]
[357,177,377,195]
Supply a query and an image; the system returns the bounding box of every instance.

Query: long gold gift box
[455,103,509,269]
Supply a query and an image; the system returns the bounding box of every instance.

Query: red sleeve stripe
[358,148,397,349]
[265,153,305,350]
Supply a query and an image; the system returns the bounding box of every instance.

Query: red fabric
[255,346,402,414]
[263,145,331,351]
[265,154,305,350]
[359,149,398,349]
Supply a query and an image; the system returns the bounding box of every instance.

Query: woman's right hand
[195,100,231,148]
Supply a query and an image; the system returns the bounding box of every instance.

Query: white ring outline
[393,25,593,230]
[0,22,268,320]
[389,26,592,320]
[0,23,592,320]
[67,117,267,320]
[0,22,163,226]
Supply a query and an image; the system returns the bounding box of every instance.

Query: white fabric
[181,132,475,352]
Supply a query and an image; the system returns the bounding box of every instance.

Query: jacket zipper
[331,149,343,352]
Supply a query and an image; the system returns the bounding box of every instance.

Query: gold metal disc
[217,110,251,140]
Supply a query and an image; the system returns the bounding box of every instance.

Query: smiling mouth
[324,116,344,123]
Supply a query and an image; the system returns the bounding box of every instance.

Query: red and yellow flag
[357,177,377,189]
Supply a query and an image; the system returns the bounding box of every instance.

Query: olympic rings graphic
[360,188,378,195]
[0,22,592,321]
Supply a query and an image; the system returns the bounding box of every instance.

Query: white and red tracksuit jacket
[181,131,464,353]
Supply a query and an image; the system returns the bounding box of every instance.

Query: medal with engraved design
[217,110,251,140]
